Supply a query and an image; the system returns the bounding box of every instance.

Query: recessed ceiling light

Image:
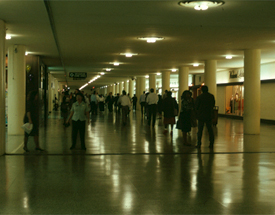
[138,37,164,43]
[193,63,199,67]
[226,55,233,59]
[100,72,105,75]
[122,82,124,83]
[25,52,28,56]
[157,73,161,75]
[178,1,224,10]
[120,53,138,57]
[113,62,120,66]
[106,68,112,71]
[5,35,11,40]
[145,75,149,78]
[127,80,129,82]
[171,69,177,72]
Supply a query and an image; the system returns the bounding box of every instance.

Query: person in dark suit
[131,94,137,111]
[105,92,114,112]
[195,85,215,149]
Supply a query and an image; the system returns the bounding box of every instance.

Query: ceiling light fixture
[120,53,138,57]
[25,52,28,56]
[138,37,164,43]
[157,73,161,75]
[178,1,224,10]
[100,72,105,75]
[114,62,120,66]
[106,68,112,71]
[5,35,11,40]
[225,55,233,59]
[193,63,199,67]
[171,69,177,72]
[145,75,149,78]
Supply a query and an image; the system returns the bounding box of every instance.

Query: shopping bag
[21,123,33,134]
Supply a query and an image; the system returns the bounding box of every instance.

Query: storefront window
[225,85,244,116]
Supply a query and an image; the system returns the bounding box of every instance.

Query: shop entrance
[225,85,244,116]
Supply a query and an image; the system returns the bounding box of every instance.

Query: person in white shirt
[139,91,146,116]
[98,94,105,112]
[146,88,159,127]
[118,90,131,125]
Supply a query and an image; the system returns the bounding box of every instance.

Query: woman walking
[178,90,195,145]
[66,93,90,150]
[162,91,177,135]
[23,91,44,152]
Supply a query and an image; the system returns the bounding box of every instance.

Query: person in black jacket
[131,94,137,111]
[23,91,44,152]
[162,91,177,135]
[178,90,194,145]
[195,85,215,148]
[105,92,114,112]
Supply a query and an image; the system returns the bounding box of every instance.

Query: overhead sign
[69,72,87,79]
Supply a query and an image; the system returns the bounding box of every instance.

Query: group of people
[23,85,215,152]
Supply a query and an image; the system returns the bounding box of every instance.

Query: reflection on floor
[2,110,275,214]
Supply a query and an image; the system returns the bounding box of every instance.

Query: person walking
[105,92,114,112]
[117,90,131,125]
[23,91,44,152]
[139,91,146,116]
[178,90,195,145]
[132,94,137,111]
[66,93,90,150]
[90,91,98,115]
[146,88,158,127]
[61,96,69,125]
[162,91,176,135]
[98,94,105,113]
[195,85,215,149]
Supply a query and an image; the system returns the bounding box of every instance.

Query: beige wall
[261,83,275,120]
[216,86,226,114]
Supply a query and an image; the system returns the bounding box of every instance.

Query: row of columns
[106,80,134,96]
[0,17,261,155]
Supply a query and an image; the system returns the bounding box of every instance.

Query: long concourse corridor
[2,111,275,214]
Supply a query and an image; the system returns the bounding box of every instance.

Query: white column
[178,67,189,109]
[112,85,116,95]
[125,80,129,94]
[244,49,261,134]
[0,20,5,155]
[119,82,123,94]
[162,71,170,95]
[204,60,217,99]
[116,84,119,95]
[8,45,26,135]
[136,77,145,110]
[129,79,134,97]
[149,74,156,91]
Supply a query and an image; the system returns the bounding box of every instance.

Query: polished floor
[2,110,275,214]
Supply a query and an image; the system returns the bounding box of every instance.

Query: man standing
[195,85,215,148]
[118,90,131,125]
[146,88,159,127]
[139,91,146,116]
